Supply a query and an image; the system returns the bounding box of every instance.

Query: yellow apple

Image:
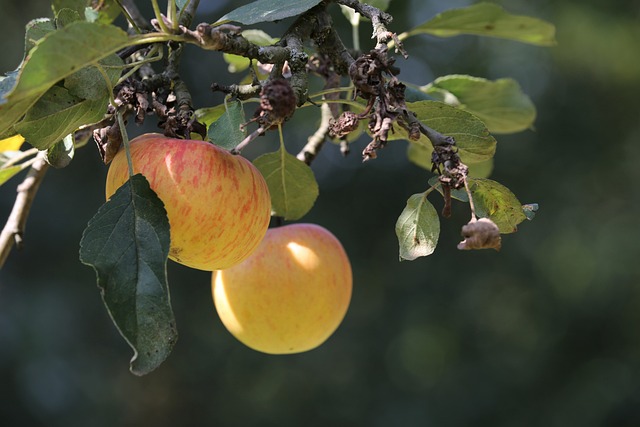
[105,133,271,271]
[212,223,352,354]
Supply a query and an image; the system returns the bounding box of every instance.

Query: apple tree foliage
[0,0,555,374]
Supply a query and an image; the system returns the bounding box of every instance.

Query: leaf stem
[167,0,178,31]
[278,123,285,151]
[151,0,171,33]
[308,87,355,99]
[463,176,477,220]
[300,98,365,111]
[116,45,164,85]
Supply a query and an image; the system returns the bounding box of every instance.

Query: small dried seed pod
[258,78,297,125]
[457,217,502,251]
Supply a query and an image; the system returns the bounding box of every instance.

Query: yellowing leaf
[0,135,25,152]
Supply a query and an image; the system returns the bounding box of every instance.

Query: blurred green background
[1,0,640,426]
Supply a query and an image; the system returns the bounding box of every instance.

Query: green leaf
[52,0,88,16]
[0,21,130,136]
[65,54,123,99]
[0,20,56,137]
[13,53,121,150]
[421,75,536,134]
[468,178,527,233]
[406,142,431,171]
[83,0,121,24]
[395,192,440,261]
[14,85,108,150]
[0,165,23,187]
[216,0,323,26]
[468,158,494,178]
[23,18,57,56]
[223,54,251,73]
[207,100,247,150]
[55,8,83,28]
[7,21,129,103]
[44,133,75,168]
[79,174,176,376]
[253,146,319,220]
[407,2,557,46]
[407,100,497,163]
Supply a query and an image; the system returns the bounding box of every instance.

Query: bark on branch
[0,152,49,269]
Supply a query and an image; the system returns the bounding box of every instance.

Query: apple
[105,133,271,271]
[212,223,352,354]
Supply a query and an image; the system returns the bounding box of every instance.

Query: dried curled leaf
[457,217,501,251]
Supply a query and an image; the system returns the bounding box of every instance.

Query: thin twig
[1,148,39,169]
[0,152,49,269]
[179,0,200,28]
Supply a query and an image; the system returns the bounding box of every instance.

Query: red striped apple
[212,223,352,354]
[105,133,271,271]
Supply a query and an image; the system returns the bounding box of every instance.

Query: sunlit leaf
[407,2,557,46]
[0,165,23,187]
[253,146,319,220]
[421,75,536,134]
[195,104,227,127]
[216,0,323,26]
[396,192,440,261]
[79,174,177,376]
[0,135,25,152]
[468,178,528,233]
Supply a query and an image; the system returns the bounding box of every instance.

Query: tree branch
[297,102,333,164]
[335,0,406,56]
[119,0,152,32]
[0,152,49,269]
